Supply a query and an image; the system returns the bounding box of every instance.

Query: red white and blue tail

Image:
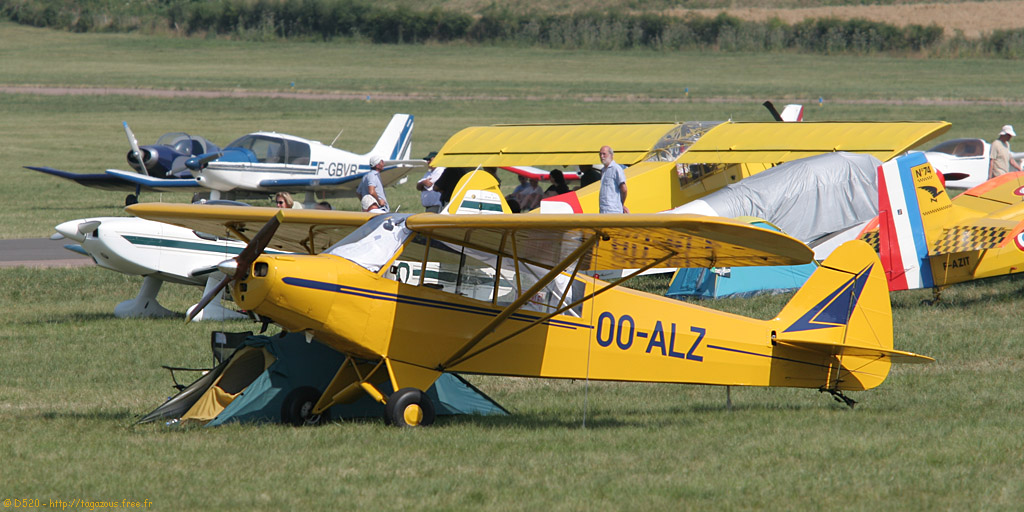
[877,152,944,290]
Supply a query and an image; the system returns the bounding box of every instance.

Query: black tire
[281,386,330,426]
[385,387,436,427]
[125,194,138,206]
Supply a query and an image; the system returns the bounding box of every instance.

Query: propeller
[185,151,224,172]
[763,101,784,122]
[186,212,283,323]
[124,122,147,174]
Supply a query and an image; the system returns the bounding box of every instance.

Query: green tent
[139,332,507,426]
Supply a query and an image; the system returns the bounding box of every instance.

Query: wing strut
[444,249,678,369]
[225,224,251,244]
[439,234,601,370]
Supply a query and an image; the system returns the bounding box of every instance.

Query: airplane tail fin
[444,170,512,214]
[878,154,1021,290]
[771,240,931,391]
[876,153,951,290]
[780,104,804,122]
[369,114,415,161]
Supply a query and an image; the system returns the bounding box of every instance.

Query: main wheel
[281,386,330,426]
[385,387,436,427]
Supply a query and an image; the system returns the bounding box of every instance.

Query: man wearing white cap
[989,125,1022,178]
[357,155,389,212]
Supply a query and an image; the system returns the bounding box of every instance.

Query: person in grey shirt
[357,155,389,212]
[598,145,628,213]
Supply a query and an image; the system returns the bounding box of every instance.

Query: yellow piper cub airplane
[128,172,932,426]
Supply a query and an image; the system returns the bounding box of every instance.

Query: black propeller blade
[763,101,784,122]
[186,212,283,323]
[185,152,224,172]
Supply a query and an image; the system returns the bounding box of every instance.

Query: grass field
[3,21,1024,510]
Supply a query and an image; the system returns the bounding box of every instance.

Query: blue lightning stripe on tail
[389,115,414,160]
[783,264,873,332]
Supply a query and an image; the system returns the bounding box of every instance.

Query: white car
[915,138,1024,189]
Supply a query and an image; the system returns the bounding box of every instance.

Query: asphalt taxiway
[0,238,93,268]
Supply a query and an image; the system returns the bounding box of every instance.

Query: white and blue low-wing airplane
[27,122,221,205]
[108,113,425,204]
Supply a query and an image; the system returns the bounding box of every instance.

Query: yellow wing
[126,203,814,270]
[406,213,814,270]
[125,203,376,254]
[950,172,1024,213]
[675,121,951,164]
[430,122,716,168]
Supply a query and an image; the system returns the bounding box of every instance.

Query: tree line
[4,0,1023,58]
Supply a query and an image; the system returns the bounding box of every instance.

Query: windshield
[645,121,721,162]
[929,139,985,158]
[325,213,414,272]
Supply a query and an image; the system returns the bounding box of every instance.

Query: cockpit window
[930,139,985,157]
[396,227,583,316]
[325,214,414,272]
[228,135,283,163]
[329,213,582,316]
[227,135,311,165]
[285,139,311,165]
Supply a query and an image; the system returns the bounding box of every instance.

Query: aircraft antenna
[329,129,344,147]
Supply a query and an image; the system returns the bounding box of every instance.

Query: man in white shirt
[598,145,628,213]
[416,159,445,213]
[989,125,1022,178]
[357,156,389,212]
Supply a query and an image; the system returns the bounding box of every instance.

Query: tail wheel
[281,386,330,426]
[385,388,435,427]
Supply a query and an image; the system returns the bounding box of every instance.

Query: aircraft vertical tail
[780,104,804,122]
[369,114,415,161]
[770,240,929,392]
[876,153,950,290]
[444,170,513,214]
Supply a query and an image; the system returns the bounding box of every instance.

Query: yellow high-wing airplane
[432,120,950,214]
[128,172,932,426]
[870,153,1024,296]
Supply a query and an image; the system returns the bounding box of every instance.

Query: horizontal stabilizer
[931,219,1017,254]
[774,338,934,364]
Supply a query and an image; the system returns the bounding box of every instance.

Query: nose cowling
[126,148,157,173]
[233,254,349,338]
[54,219,100,243]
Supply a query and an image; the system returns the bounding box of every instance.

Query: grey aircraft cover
[669,151,881,244]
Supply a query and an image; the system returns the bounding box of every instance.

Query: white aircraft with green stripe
[53,215,287,320]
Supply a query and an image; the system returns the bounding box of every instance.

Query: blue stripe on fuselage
[281,276,588,330]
